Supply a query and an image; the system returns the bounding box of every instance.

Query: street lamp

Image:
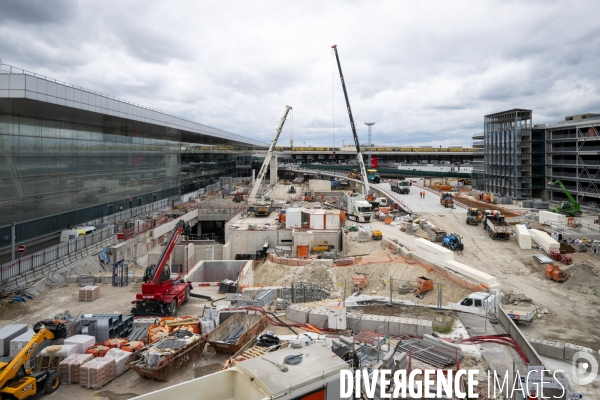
[365,122,375,168]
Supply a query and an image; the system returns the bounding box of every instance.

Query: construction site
[1,61,600,400]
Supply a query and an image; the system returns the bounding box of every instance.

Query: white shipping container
[325,211,340,230]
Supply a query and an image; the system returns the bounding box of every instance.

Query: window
[474,299,482,307]
[461,298,473,306]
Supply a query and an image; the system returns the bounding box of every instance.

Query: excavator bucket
[33,319,68,339]
[415,276,434,297]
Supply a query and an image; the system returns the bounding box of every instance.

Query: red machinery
[131,220,193,316]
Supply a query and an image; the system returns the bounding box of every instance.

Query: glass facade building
[483,109,532,199]
[0,64,264,248]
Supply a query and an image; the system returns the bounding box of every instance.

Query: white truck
[454,292,502,315]
[344,193,373,223]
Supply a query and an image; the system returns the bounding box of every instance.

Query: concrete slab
[535,339,565,359]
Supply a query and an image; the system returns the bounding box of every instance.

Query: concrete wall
[309,180,332,192]
[227,230,279,256]
[184,260,248,283]
[172,243,196,271]
[292,230,341,258]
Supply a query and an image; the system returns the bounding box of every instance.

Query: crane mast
[249,105,293,199]
[332,44,370,195]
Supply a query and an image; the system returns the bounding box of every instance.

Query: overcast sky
[2,0,600,147]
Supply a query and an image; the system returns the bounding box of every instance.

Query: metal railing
[0,226,114,284]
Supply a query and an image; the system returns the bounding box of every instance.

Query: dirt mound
[562,263,600,296]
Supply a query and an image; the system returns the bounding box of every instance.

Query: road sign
[17,245,26,254]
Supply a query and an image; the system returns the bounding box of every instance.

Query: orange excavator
[545,265,569,282]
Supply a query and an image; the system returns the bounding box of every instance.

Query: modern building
[471,132,484,190]
[544,113,600,210]
[0,63,264,249]
[483,109,533,199]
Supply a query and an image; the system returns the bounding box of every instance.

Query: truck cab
[392,181,410,194]
[455,292,501,315]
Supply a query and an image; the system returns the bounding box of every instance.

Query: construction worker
[422,191,426,198]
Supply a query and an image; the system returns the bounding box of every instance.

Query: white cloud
[1,0,600,146]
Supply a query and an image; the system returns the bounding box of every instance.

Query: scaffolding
[546,116,600,209]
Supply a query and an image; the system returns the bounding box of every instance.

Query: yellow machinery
[0,319,67,399]
[312,241,333,253]
[371,230,382,240]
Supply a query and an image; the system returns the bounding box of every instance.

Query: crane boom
[332,45,370,195]
[249,105,293,199]
[149,219,188,284]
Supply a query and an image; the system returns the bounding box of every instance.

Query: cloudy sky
[2,0,600,147]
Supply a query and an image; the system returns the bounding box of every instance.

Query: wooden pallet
[241,345,269,359]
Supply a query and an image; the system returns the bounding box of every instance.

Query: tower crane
[332,45,370,195]
[248,106,292,216]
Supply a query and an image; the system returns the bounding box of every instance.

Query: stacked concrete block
[515,225,532,250]
[539,211,566,226]
[442,260,498,286]
[308,308,329,328]
[64,335,96,354]
[346,312,362,332]
[286,304,312,324]
[529,229,560,253]
[398,318,418,336]
[79,285,100,301]
[526,336,541,352]
[358,315,388,334]
[417,320,433,336]
[59,353,94,384]
[0,324,27,356]
[535,338,565,359]
[415,239,454,261]
[79,357,116,389]
[564,342,594,361]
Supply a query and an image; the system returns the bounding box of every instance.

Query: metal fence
[0,198,173,286]
[0,226,115,284]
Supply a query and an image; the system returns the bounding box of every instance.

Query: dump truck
[440,193,454,208]
[391,181,410,194]
[545,264,569,282]
[483,211,511,240]
[466,207,481,225]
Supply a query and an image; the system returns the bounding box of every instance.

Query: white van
[60,226,97,242]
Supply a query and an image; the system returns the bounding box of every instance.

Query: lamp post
[365,122,375,168]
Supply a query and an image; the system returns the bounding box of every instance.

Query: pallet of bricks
[79,285,100,301]
[57,334,132,388]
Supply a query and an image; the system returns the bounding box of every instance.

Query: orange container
[340,211,346,222]
[384,217,393,224]
[279,214,286,223]
[297,244,309,258]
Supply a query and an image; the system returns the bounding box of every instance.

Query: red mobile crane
[131,220,193,316]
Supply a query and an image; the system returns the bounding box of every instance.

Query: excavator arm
[0,320,66,390]
[332,45,371,195]
[552,180,579,206]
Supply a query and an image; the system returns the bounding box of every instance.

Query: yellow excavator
[0,319,67,399]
